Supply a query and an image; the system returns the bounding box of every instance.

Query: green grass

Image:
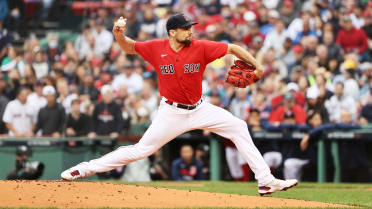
[112,181,372,208]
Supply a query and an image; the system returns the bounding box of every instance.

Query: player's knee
[135,143,156,159]
[234,118,248,130]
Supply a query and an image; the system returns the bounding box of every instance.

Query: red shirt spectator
[336,16,369,54]
[269,93,307,124]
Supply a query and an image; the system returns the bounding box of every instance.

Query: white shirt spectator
[261,29,288,53]
[32,62,49,79]
[27,92,47,114]
[229,98,250,120]
[344,78,359,99]
[112,73,144,94]
[75,32,94,60]
[3,99,37,136]
[325,95,357,122]
[286,18,315,41]
[92,28,113,58]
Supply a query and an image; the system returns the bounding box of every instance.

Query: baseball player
[61,14,298,195]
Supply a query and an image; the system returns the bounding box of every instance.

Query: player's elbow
[227,44,240,55]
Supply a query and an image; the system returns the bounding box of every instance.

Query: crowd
[1,0,372,182]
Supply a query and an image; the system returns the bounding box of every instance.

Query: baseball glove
[226,60,260,88]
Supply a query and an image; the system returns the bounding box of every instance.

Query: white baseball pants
[71,98,275,185]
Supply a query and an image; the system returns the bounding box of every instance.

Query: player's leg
[191,101,297,194]
[61,103,191,180]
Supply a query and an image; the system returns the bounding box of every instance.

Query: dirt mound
[0,180,348,208]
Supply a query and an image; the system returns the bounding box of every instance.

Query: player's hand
[113,17,126,38]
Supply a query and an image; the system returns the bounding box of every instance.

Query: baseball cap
[287,82,299,92]
[166,14,198,32]
[42,85,56,96]
[101,84,113,95]
[283,0,294,7]
[343,59,356,70]
[293,45,304,53]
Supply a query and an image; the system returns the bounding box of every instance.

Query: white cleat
[258,179,298,196]
[61,169,81,181]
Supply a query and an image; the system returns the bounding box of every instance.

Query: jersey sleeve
[134,40,162,64]
[201,40,228,64]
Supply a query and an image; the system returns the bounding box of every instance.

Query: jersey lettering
[160,64,175,74]
[184,63,200,73]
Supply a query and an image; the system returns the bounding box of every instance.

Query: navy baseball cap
[166,14,198,32]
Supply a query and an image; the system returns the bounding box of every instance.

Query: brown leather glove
[225,60,260,88]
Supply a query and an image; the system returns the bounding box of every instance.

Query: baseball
[116,17,126,28]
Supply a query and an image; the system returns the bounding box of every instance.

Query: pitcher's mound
[0,180,348,208]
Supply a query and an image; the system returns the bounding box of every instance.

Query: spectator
[3,86,35,137]
[229,88,249,121]
[261,19,288,53]
[65,99,93,137]
[34,85,66,137]
[325,82,357,122]
[336,15,370,62]
[78,73,99,101]
[112,61,144,94]
[27,80,46,114]
[92,18,113,59]
[249,108,283,173]
[91,85,123,137]
[195,143,210,179]
[359,94,372,125]
[172,145,205,181]
[149,150,169,180]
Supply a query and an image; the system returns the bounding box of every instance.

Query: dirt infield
[0,180,349,208]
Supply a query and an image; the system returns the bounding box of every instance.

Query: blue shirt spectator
[172,145,205,181]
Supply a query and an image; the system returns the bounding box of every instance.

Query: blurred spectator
[34,85,66,137]
[195,143,210,179]
[172,145,205,181]
[336,15,370,62]
[121,158,151,182]
[7,146,44,180]
[140,82,158,120]
[229,88,249,121]
[65,99,93,137]
[3,86,35,137]
[112,61,144,94]
[249,108,282,173]
[149,150,169,180]
[91,85,123,137]
[269,92,307,125]
[261,19,288,53]
[325,82,357,122]
[0,76,9,134]
[56,78,78,113]
[93,18,113,58]
[78,73,99,101]
[306,87,329,123]
[359,94,372,125]
[74,25,94,61]
[27,80,46,113]
[45,33,61,63]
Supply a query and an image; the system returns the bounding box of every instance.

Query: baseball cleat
[258,179,298,196]
[61,169,81,181]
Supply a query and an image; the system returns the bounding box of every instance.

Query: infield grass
[114,181,372,208]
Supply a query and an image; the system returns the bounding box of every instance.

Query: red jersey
[135,39,228,104]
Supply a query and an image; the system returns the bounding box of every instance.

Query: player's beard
[177,37,192,46]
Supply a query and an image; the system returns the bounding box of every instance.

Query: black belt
[165,99,202,110]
